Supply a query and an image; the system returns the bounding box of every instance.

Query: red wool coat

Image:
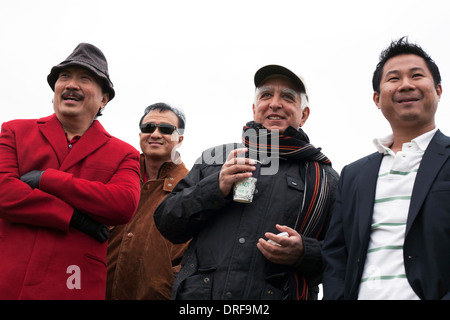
[0,114,140,299]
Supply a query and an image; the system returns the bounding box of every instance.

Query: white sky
[1,0,450,173]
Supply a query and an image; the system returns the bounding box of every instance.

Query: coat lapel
[59,120,110,172]
[357,152,383,242]
[37,114,70,166]
[406,130,450,236]
[38,115,111,172]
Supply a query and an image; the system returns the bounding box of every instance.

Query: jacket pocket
[430,181,450,193]
[178,267,216,300]
[85,253,107,268]
[286,174,304,191]
[283,174,305,226]
[261,272,289,300]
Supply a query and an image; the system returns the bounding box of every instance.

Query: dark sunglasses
[140,122,179,135]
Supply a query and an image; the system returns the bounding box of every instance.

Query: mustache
[61,91,84,101]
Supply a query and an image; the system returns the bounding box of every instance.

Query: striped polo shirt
[357,128,437,300]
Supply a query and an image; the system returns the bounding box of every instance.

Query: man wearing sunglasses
[0,43,140,299]
[106,103,190,300]
[155,65,339,300]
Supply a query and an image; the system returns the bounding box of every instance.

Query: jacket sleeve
[154,161,230,244]
[0,122,73,232]
[39,149,140,226]
[322,165,348,300]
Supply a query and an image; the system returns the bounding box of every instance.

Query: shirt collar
[64,132,81,145]
[139,153,183,183]
[373,127,438,155]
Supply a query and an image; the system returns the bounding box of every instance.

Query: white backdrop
[2,0,450,173]
[2,0,450,302]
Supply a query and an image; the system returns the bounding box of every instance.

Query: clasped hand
[257,224,305,266]
[19,170,108,243]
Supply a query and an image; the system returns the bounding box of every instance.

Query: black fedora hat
[47,43,115,101]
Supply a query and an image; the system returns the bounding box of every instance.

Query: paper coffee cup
[233,161,261,203]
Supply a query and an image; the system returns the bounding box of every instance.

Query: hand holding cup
[219,148,258,198]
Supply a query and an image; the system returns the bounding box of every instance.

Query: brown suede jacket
[106,154,189,299]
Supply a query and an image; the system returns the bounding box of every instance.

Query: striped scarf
[242,121,331,164]
[242,121,332,300]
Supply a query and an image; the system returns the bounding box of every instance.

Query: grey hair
[253,88,309,110]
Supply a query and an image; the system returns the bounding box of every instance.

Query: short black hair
[372,36,441,93]
[139,102,186,134]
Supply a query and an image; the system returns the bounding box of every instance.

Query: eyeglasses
[140,122,179,135]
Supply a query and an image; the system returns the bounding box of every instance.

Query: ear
[299,107,310,127]
[436,84,443,101]
[373,91,381,109]
[101,93,110,107]
[177,134,184,146]
[252,104,256,118]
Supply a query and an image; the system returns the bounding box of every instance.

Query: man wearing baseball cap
[155,65,339,300]
[0,43,140,299]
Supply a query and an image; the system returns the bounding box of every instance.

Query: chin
[264,125,288,132]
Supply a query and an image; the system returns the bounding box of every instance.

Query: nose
[269,94,283,110]
[398,77,416,91]
[65,77,81,91]
[149,127,164,138]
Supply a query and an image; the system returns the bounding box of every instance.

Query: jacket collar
[37,114,69,166]
[38,114,110,171]
[407,129,450,236]
[140,153,186,181]
[357,130,450,239]
[357,152,383,243]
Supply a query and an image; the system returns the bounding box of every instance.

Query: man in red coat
[0,43,140,299]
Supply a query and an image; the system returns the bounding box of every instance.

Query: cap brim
[254,65,306,94]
